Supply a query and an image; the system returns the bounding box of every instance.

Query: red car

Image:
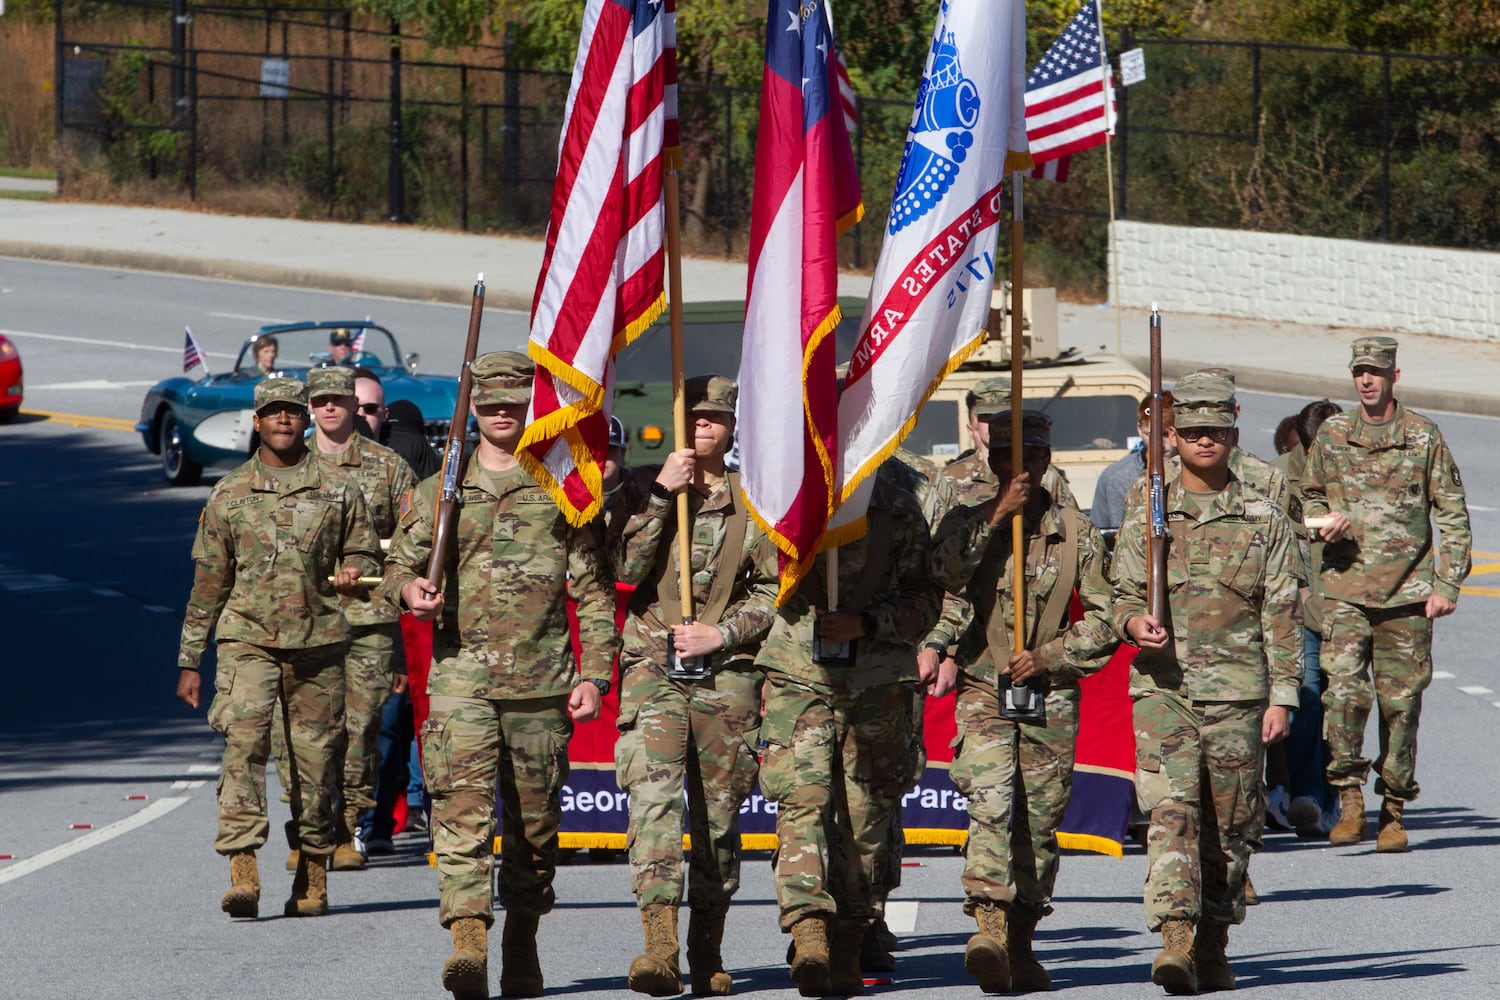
[0,334,21,422]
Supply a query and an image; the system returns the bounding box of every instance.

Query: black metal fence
[55,4,1500,273]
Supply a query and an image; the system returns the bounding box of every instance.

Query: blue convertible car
[137,320,463,485]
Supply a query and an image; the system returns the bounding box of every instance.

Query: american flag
[517,0,678,525]
[350,320,368,355]
[1025,0,1115,180]
[738,0,863,604]
[183,327,209,375]
[826,2,858,132]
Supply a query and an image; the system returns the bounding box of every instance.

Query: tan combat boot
[283,851,329,917]
[221,851,260,919]
[687,908,733,996]
[788,913,831,998]
[828,918,866,996]
[332,807,367,871]
[442,917,490,1000]
[285,848,300,872]
[1151,919,1197,995]
[1193,920,1234,992]
[1006,912,1051,992]
[499,910,544,998]
[964,902,1011,994]
[1329,786,1367,846]
[628,903,683,997]
[1376,798,1410,853]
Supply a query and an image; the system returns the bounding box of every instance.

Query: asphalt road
[2,260,1499,999]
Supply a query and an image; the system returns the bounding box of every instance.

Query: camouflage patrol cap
[967,377,1012,417]
[988,409,1052,448]
[254,376,308,413]
[685,374,737,414]
[1171,368,1237,428]
[306,366,355,398]
[470,351,534,405]
[1350,335,1398,370]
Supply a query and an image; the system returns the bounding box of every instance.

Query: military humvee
[611,289,1149,513]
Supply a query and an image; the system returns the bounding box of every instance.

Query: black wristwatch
[586,677,612,697]
[650,481,674,502]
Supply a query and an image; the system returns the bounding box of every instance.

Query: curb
[0,241,535,313]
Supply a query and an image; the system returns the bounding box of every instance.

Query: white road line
[0,797,189,885]
[29,379,158,391]
[209,311,293,324]
[1458,685,1494,696]
[1470,505,1497,512]
[1433,671,1456,679]
[884,900,920,934]
[1492,701,1500,710]
[187,764,221,775]
[0,328,232,358]
[170,780,207,790]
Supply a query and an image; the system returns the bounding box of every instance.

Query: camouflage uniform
[382,409,618,928]
[1302,360,1470,804]
[273,421,418,833]
[608,465,775,916]
[930,428,1116,922]
[1112,411,1302,931]
[179,405,381,858]
[753,475,942,933]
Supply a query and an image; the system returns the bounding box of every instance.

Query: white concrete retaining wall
[1112,220,1500,342]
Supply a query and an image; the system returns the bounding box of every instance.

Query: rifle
[1145,304,1167,625]
[425,274,486,585]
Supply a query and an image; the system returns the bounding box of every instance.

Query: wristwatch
[585,677,612,697]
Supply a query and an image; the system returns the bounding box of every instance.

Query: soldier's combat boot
[788,913,831,998]
[499,910,544,998]
[285,848,300,872]
[1242,873,1257,907]
[686,908,733,997]
[1006,912,1051,992]
[221,851,260,919]
[441,917,490,1000]
[628,903,683,997]
[1193,920,1234,992]
[860,915,896,972]
[964,902,1011,994]
[283,851,329,917]
[828,918,866,996]
[1151,919,1197,995]
[1376,798,1410,853]
[332,807,367,871]
[1329,786,1367,846]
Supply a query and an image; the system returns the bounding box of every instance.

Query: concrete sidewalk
[3,199,1497,416]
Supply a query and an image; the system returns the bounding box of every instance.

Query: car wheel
[160,411,204,486]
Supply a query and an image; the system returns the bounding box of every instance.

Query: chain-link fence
[55,6,1500,276]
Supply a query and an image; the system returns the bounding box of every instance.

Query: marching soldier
[607,375,776,997]
[930,410,1117,993]
[753,474,942,998]
[273,365,417,871]
[175,377,380,920]
[382,352,620,1000]
[1113,374,1302,994]
[945,377,1079,510]
[1302,336,1471,851]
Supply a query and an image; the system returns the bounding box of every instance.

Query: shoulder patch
[1452,463,1462,487]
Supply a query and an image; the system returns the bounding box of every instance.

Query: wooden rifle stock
[425,276,487,585]
[1145,305,1168,624]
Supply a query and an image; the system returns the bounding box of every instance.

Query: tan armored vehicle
[902,287,1150,512]
[613,290,1148,514]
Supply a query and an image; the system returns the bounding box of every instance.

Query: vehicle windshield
[235,325,398,375]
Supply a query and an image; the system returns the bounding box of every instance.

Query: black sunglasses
[358,403,384,415]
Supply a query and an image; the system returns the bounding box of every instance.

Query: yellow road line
[1460,585,1500,599]
[1469,562,1500,577]
[23,409,138,433]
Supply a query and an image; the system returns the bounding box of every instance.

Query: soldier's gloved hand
[402,577,445,620]
[1126,614,1170,651]
[1318,512,1352,543]
[177,669,201,709]
[1262,705,1291,745]
[1005,649,1045,684]
[656,449,697,494]
[569,680,602,722]
[672,622,725,658]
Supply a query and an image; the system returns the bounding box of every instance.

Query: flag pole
[1009,171,1025,655]
[1094,0,1122,357]
[664,157,694,623]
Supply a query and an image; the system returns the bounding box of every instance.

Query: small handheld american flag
[183,327,209,376]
